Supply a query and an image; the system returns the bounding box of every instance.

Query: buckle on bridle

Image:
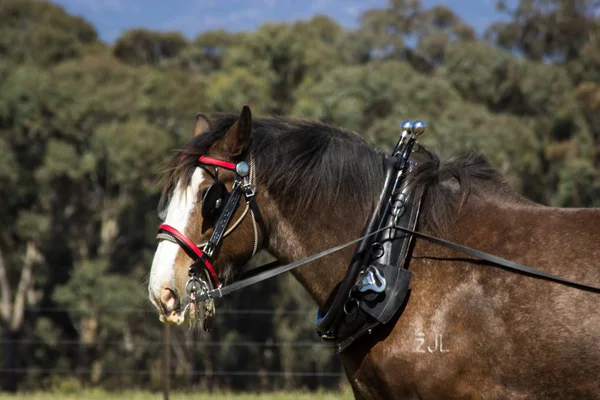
[202,243,216,258]
[242,177,255,198]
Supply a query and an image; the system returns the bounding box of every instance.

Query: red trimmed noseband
[158,224,221,288]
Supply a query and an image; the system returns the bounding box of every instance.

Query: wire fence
[0,368,344,378]
[1,307,346,394]
[28,307,317,315]
[2,338,333,347]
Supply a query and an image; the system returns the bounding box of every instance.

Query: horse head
[148,105,266,326]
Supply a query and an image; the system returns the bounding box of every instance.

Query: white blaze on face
[148,168,207,301]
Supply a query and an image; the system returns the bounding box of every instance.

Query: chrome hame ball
[412,120,426,136]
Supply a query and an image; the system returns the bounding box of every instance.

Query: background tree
[113,29,188,67]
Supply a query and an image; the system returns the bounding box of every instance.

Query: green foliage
[113,29,189,66]
[42,376,82,394]
[0,138,18,185]
[220,17,346,113]
[92,119,174,184]
[0,0,98,66]
[0,0,598,394]
[0,64,51,133]
[293,60,463,142]
[488,0,599,64]
[135,67,208,130]
[190,30,248,74]
[53,259,146,324]
[36,139,82,181]
[46,55,141,135]
[420,102,539,192]
[205,68,272,114]
[14,211,50,240]
[519,62,575,115]
[554,157,600,207]
[0,389,353,400]
[440,42,518,109]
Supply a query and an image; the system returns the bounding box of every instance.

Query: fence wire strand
[2,307,344,385]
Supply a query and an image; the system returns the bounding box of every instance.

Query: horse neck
[263,185,381,309]
[262,167,517,307]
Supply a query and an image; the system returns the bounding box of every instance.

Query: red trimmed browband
[158,224,221,287]
[198,156,236,171]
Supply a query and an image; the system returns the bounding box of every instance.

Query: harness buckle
[241,176,255,198]
[203,243,215,258]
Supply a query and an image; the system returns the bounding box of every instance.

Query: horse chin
[160,300,204,327]
[160,311,186,326]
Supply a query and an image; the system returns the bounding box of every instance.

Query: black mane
[163,115,508,233]
[164,115,385,216]
[406,150,506,233]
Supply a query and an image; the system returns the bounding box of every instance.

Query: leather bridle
[156,155,264,327]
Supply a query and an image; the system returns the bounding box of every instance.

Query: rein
[192,225,394,302]
[193,215,600,304]
[395,227,600,293]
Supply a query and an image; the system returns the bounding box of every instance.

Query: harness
[155,121,600,352]
[314,121,426,350]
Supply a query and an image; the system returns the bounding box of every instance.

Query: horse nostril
[160,288,180,313]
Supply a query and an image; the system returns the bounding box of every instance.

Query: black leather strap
[196,223,600,302]
[394,226,600,293]
[315,156,398,334]
[194,225,394,302]
[206,184,243,254]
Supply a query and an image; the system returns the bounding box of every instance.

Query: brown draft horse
[148,106,600,399]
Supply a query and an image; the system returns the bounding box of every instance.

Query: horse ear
[193,113,212,136]
[222,105,252,157]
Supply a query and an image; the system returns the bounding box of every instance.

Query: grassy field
[0,389,354,400]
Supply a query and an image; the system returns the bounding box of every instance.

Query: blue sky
[50,0,512,44]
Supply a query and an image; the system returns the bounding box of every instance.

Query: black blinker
[202,182,230,223]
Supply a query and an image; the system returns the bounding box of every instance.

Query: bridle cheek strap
[157,224,221,288]
[206,186,243,255]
